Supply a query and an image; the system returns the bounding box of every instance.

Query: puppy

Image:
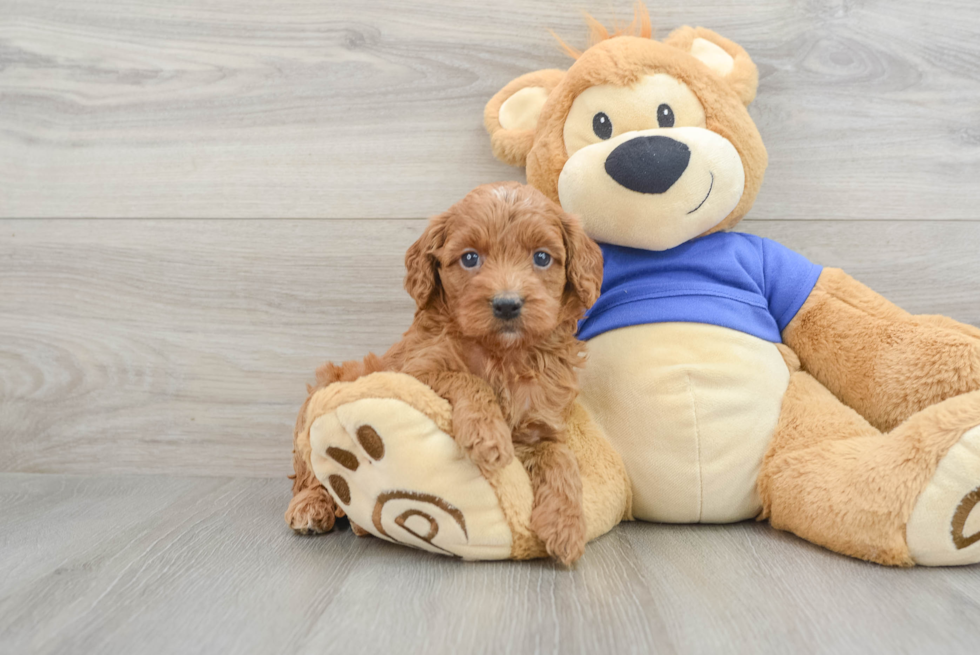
[288,182,604,564]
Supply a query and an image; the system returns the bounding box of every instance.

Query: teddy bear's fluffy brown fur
[482,4,980,565]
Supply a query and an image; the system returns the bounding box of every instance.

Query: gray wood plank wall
[2,0,980,220]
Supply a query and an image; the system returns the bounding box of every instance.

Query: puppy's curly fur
[287,182,604,564]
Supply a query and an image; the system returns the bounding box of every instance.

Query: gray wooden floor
[2,474,979,655]
[2,1,980,653]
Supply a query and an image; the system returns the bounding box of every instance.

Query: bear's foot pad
[308,396,513,560]
[907,424,980,566]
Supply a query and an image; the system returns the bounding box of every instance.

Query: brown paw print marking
[372,490,467,555]
[321,425,383,509]
[395,510,439,542]
[328,475,351,505]
[357,425,385,460]
[951,485,980,550]
[326,447,359,471]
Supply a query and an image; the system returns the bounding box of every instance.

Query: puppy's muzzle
[492,294,524,321]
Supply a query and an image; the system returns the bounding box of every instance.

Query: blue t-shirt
[577,232,823,343]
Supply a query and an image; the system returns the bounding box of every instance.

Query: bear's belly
[579,322,790,523]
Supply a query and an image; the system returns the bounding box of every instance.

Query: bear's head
[484,6,766,251]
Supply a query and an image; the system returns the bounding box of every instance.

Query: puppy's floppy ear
[405,212,449,308]
[559,210,604,311]
[484,69,565,167]
[664,26,759,106]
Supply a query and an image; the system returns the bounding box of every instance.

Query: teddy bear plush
[290,7,980,566]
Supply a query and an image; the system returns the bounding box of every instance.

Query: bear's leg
[759,371,980,566]
[785,268,980,432]
[296,372,520,559]
[902,393,980,565]
[292,372,630,560]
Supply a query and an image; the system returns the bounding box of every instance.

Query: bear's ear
[664,26,759,106]
[484,69,565,167]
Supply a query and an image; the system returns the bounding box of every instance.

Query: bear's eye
[460,251,481,269]
[592,112,612,140]
[533,251,552,268]
[657,103,675,128]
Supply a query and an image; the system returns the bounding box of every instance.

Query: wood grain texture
[2,0,980,220]
[1,473,977,655]
[1,218,979,478]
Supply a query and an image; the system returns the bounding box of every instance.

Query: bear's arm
[782,267,980,432]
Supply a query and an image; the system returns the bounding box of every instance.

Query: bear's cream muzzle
[557,126,745,251]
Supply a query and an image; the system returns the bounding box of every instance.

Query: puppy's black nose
[604,135,690,194]
[492,295,524,320]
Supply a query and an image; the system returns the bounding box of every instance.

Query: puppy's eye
[657,103,674,128]
[592,112,612,140]
[460,251,481,269]
[533,251,552,268]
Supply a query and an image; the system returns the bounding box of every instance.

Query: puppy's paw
[531,499,587,566]
[286,486,338,535]
[454,410,515,472]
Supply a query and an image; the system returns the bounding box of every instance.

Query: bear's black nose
[604,135,690,194]
[492,295,524,320]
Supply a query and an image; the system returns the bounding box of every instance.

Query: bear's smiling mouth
[687,171,714,215]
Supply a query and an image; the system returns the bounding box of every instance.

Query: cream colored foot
[907,425,980,566]
[308,396,514,560]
